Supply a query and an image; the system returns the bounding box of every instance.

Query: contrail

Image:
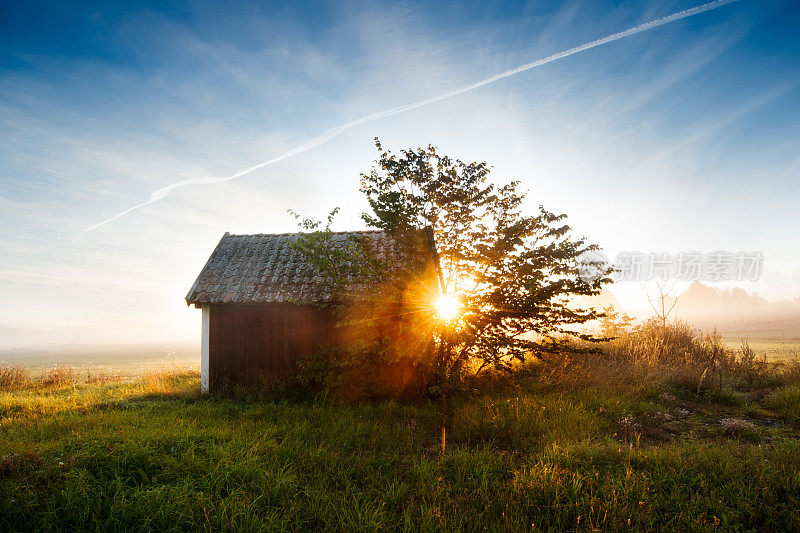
[82,0,739,234]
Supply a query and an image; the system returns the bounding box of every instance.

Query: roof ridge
[226,230,386,237]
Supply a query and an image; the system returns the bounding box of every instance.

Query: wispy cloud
[81,0,741,234]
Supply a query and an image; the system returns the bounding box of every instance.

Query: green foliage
[292,139,613,395]
[361,140,612,366]
[598,305,636,339]
[292,343,428,402]
[286,205,437,400]
[288,207,388,302]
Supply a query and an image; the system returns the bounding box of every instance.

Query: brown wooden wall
[209,303,338,390]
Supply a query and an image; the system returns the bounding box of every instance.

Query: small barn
[185,230,407,393]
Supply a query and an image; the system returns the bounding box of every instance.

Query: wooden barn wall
[209,303,338,390]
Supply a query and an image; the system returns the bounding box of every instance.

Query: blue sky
[1,0,799,347]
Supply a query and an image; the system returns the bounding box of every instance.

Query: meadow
[721,331,800,362]
[0,343,198,375]
[3,325,800,532]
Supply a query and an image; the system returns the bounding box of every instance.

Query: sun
[434,294,460,321]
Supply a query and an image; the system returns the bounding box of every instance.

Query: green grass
[2,369,800,531]
[765,385,800,423]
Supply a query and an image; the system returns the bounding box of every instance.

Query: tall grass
[0,364,200,392]
[39,365,79,387]
[517,314,800,401]
[0,364,30,391]
[765,385,800,423]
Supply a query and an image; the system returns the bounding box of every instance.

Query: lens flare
[435,294,460,321]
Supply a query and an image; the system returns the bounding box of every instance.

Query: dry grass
[0,367,201,423]
[39,365,79,387]
[518,316,800,400]
[0,364,30,391]
[139,368,189,395]
[85,367,126,384]
[0,362,199,398]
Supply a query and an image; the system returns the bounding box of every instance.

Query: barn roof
[185,231,398,305]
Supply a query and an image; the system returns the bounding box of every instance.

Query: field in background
[0,343,198,375]
[721,338,800,361]
[2,330,798,372]
[720,328,800,362]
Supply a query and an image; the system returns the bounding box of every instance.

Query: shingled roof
[185,231,398,305]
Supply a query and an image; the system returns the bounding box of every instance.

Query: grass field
[721,333,800,362]
[2,360,800,531]
[0,343,198,374]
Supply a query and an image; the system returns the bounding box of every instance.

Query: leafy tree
[288,207,435,399]
[294,139,612,394]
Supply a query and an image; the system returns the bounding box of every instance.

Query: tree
[295,139,612,393]
[646,280,679,329]
[288,207,436,399]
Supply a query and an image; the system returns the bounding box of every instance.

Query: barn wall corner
[201,305,210,393]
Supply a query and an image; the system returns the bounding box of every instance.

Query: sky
[1,0,799,348]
